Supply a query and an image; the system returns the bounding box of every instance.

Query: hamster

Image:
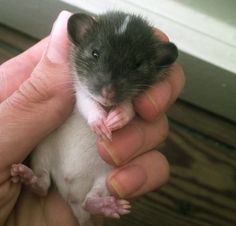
[68,11,178,140]
[10,11,178,226]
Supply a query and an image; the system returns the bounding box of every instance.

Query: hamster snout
[100,85,115,105]
[101,85,115,99]
[91,84,117,107]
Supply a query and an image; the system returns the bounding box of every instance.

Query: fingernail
[144,91,160,115]
[46,11,71,64]
[145,80,171,117]
[109,165,146,198]
[99,139,121,165]
[98,124,144,166]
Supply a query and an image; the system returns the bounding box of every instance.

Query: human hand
[96,31,185,224]
[0,10,185,226]
[0,11,75,226]
[97,32,185,198]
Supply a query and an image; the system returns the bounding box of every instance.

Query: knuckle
[4,77,50,111]
[152,116,169,147]
[169,63,186,93]
[0,63,51,104]
[5,79,72,124]
[19,77,51,103]
[146,151,170,188]
[155,152,170,184]
[145,115,169,149]
[160,115,169,141]
[173,63,185,82]
[173,62,184,74]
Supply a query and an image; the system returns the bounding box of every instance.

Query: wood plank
[0,23,36,52]
[0,47,16,63]
[167,100,236,148]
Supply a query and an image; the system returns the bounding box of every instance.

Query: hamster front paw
[88,110,112,140]
[106,101,135,131]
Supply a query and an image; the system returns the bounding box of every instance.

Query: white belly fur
[31,108,111,204]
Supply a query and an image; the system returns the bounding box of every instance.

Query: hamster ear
[155,42,178,66]
[67,13,96,45]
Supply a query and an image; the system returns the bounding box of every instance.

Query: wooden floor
[1,24,236,226]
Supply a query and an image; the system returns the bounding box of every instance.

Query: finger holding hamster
[134,63,185,122]
[97,115,169,166]
[106,150,170,198]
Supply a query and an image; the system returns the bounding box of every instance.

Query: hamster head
[68,12,178,106]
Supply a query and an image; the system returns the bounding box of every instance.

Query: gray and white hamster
[11,11,178,226]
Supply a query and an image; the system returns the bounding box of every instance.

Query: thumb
[23,10,72,104]
[46,10,71,64]
[0,11,74,170]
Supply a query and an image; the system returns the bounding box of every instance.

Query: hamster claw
[89,118,112,140]
[106,103,135,131]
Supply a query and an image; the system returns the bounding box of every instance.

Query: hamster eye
[92,50,100,59]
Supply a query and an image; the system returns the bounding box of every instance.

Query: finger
[133,63,185,121]
[167,63,186,104]
[0,37,49,101]
[45,10,71,64]
[0,11,74,171]
[107,151,170,198]
[97,115,169,166]
[153,28,169,42]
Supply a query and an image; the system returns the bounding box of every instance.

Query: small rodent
[10,11,178,226]
[68,11,178,139]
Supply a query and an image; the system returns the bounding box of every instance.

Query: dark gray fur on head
[67,11,178,104]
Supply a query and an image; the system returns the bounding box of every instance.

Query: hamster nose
[101,85,115,100]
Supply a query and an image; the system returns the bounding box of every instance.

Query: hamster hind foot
[84,196,131,218]
[10,163,50,196]
[79,174,131,219]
